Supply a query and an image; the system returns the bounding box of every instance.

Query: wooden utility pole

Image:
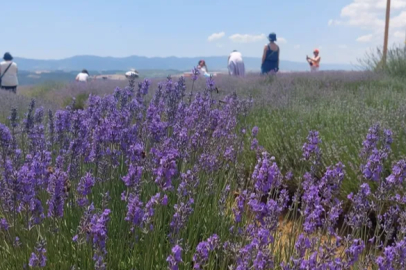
[382,0,391,64]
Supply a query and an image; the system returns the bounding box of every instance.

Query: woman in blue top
[261,33,280,74]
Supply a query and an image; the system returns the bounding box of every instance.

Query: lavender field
[1,71,406,269]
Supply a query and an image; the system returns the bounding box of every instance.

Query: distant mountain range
[14,55,356,72]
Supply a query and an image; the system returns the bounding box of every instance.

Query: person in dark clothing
[261,33,280,74]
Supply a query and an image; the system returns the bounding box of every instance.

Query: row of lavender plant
[0,72,405,269]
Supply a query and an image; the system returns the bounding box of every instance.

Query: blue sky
[1,0,406,64]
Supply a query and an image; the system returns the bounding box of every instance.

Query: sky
[1,0,406,64]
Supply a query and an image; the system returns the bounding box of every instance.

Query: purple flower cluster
[252,153,283,196]
[77,172,95,207]
[29,239,47,268]
[193,234,220,270]
[166,244,183,270]
[90,208,111,270]
[302,130,321,161]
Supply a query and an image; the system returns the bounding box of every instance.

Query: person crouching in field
[228,50,245,76]
[0,52,19,94]
[76,69,89,82]
[197,60,211,77]
[307,49,321,72]
[261,33,280,74]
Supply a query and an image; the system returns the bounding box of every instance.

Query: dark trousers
[1,86,17,94]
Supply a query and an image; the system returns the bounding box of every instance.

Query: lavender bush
[1,72,406,269]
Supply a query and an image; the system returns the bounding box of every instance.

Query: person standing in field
[307,49,321,72]
[0,52,19,94]
[261,33,280,74]
[228,50,245,76]
[76,69,89,82]
[197,60,210,77]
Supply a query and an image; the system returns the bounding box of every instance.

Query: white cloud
[394,30,405,38]
[328,19,342,26]
[208,32,225,42]
[294,44,301,49]
[229,33,266,43]
[336,0,406,30]
[356,34,373,42]
[278,37,287,44]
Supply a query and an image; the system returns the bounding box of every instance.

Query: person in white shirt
[228,50,245,76]
[76,69,89,82]
[197,60,210,77]
[0,52,19,94]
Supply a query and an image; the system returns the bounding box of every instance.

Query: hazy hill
[14,55,355,72]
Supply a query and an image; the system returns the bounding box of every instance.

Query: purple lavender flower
[77,172,96,207]
[376,236,406,270]
[346,183,373,231]
[302,130,321,161]
[252,126,259,137]
[122,164,143,191]
[295,234,312,258]
[252,153,283,196]
[47,169,68,218]
[360,124,380,158]
[0,123,12,155]
[167,244,183,270]
[362,148,385,181]
[142,193,161,230]
[162,195,168,206]
[125,194,144,229]
[233,190,247,223]
[177,169,199,198]
[193,234,220,270]
[206,75,215,91]
[90,209,111,270]
[0,218,9,231]
[170,198,194,236]
[28,239,47,268]
[386,160,406,185]
[383,129,393,150]
[248,195,284,230]
[192,67,200,81]
[250,138,259,151]
[344,239,365,268]
[153,148,179,191]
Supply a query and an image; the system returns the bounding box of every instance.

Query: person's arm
[277,47,280,68]
[75,75,79,81]
[261,46,267,65]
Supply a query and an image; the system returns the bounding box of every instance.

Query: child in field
[76,69,89,82]
[228,50,245,76]
[197,60,210,77]
[307,49,321,72]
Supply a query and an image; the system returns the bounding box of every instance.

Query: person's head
[313,49,319,56]
[198,60,206,67]
[81,69,89,75]
[268,33,277,43]
[3,52,13,61]
[232,50,238,52]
